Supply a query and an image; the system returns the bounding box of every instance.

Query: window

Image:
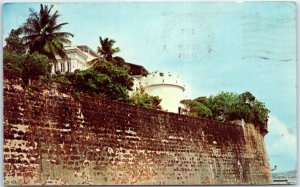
[54,64,58,72]
[61,62,65,72]
[67,59,71,72]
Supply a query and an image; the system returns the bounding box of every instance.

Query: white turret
[140,71,185,113]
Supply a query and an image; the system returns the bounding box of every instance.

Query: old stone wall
[3,79,272,185]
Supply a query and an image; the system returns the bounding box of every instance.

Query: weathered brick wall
[3,79,272,185]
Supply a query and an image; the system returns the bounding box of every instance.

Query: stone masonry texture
[3,78,272,185]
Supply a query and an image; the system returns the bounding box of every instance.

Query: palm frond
[22,33,41,42]
[54,37,72,45]
[21,4,73,61]
[53,32,74,38]
[47,5,54,15]
[52,23,68,32]
[48,11,59,28]
[23,18,40,34]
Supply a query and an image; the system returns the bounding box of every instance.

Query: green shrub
[53,74,72,85]
[3,50,51,82]
[3,50,26,75]
[130,87,162,109]
[181,91,269,126]
[180,99,212,118]
[64,61,133,101]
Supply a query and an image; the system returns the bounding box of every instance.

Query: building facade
[51,45,98,74]
[53,45,186,113]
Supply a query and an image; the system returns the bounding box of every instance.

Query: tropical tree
[22,4,73,62]
[98,36,125,66]
[98,37,120,61]
[4,28,26,54]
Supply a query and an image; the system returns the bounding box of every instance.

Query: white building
[133,71,186,113]
[53,45,186,113]
[51,45,98,74]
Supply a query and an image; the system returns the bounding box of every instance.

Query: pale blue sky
[3,2,297,172]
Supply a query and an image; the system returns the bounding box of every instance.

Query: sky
[2,2,297,173]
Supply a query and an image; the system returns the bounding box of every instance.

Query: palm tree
[22,4,73,62]
[98,37,120,62]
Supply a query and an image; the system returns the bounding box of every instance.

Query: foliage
[3,50,51,81]
[64,61,134,101]
[51,73,71,85]
[3,50,26,75]
[181,91,270,126]
[89,36,126,67]
[205,92,242,121]
[21,4,73,61]
[180,99,212,118]
[251,100,270,125]
[4,28,26,54]
[98,37,120,62]
[130,87,162,109]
